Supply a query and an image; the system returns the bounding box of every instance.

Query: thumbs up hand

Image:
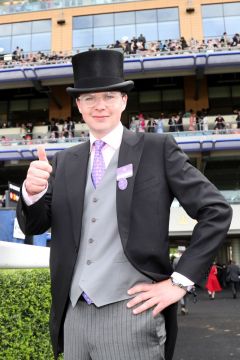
[37,145,49,162]
[25,146,53,196]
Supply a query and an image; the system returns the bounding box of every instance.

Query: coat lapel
[65,141,90,250]
[117,128,144,248]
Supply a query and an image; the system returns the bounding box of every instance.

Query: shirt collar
[90,122,123,151]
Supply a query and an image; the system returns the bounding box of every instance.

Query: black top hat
[66,49,134,98]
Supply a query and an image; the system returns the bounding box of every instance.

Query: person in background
[172,246,189,315]
[205,263,222,300]
[138,113,146,132]
[235,111,240,129]
[188,110,196,131]
[17,49,232,360]
[168,115,176,132]
[214,115,225,132]
[147,117,157,133]
[175,113,184,132]
[226,260,240,299]
[155,115,165,134]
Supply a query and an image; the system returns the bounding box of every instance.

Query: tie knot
[94,140,105,152]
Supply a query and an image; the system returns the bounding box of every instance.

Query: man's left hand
[127,279,186,317]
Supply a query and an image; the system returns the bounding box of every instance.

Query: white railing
[0,241,50,268]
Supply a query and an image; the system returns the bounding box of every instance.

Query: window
[202,3,240,38]
[94,13,114,27]
[73,16,93,29]
[93,27,114,47]
[31,33,51,52]
[30,98,49,110]
[157,8,179,21]
[203,18,225,38]
[202,4,223,18]
[224,2,240,16]
[0,20,51,53]
[162,89,183,101]
[32,20,51,33]
[114,12,135,25]
[139,91,161,103]
[208,86,231,98]
[0,37,11,53]
[0,24,11,36]
[12,35,31,52]
[115,25,135,42]
[136,10,157,24]
[73,7,179,51]
[10,100,28,111]
[12,22,31,35]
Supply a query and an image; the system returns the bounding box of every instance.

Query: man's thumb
[37,146,48,162]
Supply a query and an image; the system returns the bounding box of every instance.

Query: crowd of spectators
[129,109,240,134]
[1,110,240,147]
[0,117,89,146]
[107,32,240,55]
[1,31,240,68]
[0,46,72,67]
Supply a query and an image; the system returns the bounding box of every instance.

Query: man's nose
[93,97,107,109]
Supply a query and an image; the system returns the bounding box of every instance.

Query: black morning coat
[17,128,232,360]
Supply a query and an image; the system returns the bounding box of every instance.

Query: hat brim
[66,80,134,98]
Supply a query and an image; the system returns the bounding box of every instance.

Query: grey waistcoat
[70,149,151,307]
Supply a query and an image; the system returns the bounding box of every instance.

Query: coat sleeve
[163,134,232,285]
[16,154,57,236]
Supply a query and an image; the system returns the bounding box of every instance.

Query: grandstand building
[0,0,240,264]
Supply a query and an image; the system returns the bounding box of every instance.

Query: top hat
[66,49,134,98]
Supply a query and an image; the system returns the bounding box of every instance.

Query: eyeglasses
[77,92,124,107]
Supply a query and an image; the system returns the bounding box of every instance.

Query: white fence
[0,241,50,268]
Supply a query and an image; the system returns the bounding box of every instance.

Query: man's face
[76,91,127,138]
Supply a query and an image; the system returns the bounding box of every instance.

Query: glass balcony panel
[136,9,157,24]
[73,29,93,48]
[31,33,51,52]
[158,21,179,41]
[224,16,240,37]
[202,18,225,38]
[136,23,158,42]
[0,36,11,53]
[93,13,114,27]
[202,4,223,18]
[114,24,135,42]
[93,26,114,47]
[73,15,93,29]
[114,11,135,25]
[12,34,31,52]
[12,22,31,35]
[32,20,51,33]
[0,24,11,36]
[224,2,240,16]
[157,8,178,22]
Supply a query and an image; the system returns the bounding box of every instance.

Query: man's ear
[121,94,128,112]
[76,98,82,113]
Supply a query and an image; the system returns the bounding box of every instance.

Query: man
[17,50,232,360]
[172,246,191,315]
[226,260,240,298]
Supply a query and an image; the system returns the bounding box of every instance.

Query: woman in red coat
[206,263,222,299]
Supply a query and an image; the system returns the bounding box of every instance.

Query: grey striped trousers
[64,299,166,360]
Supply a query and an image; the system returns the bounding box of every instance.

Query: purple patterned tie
[81,140,105,304]
[91,140,106,188]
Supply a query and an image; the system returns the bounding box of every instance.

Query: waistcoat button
[86,260,92,265]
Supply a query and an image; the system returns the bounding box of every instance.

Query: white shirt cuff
[171,272,194,286]
[22,180,48,206]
